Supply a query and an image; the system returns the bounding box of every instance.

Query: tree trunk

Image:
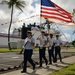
[8,5,13,50]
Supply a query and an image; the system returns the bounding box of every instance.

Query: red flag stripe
[41,10,69,18]
[41,12,72,21]
[41,13,71,21]
[41,6,71,16]
[41,8,69,17]
[54,4,72,20]
[41,14,72,22]
[54,4,72,17]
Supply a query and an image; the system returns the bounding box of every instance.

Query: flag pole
[40,0,42,32]
[46,19,50,46]
[46,19,54,47]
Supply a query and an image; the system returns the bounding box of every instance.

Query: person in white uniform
[21,31,35,73]
[37,31,48,67]
[54,34,62,63]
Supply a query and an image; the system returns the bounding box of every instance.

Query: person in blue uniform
[48,34,55,64]
[21,31,35,73]
[37,31,48,67]
[54,34,62,63]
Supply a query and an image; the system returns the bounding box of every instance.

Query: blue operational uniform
[48,37,55,64]
[39,36,48,67]
[54,37,62,62]
[22,37,35,72]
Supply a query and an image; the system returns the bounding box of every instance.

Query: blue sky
[58,25,75,42]
[31,0,40,8]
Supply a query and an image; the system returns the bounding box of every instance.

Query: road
[0,50,75,70]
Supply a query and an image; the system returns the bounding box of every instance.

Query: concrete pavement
[1,55,75,75]
[0,50,75,70]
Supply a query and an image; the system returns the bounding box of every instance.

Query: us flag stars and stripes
[41,0,73,23]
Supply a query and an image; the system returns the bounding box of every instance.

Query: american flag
[41,0,73,23]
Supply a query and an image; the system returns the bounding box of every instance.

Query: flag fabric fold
[41,0,73,23]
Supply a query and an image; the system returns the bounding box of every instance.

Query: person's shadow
[44,66,57,72]
[60,61,71,65]
[24,70,39,75]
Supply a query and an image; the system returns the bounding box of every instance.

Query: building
[0,26,60,48]
[0,33,21,48]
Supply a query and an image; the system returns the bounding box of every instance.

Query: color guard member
[54,34,62,63]
[21,31,35,73]
[37,31,48,67]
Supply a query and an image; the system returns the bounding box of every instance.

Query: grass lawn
[48,63,75,75]
[0,48,21,53]
[0,47,74,53]
[0,48,39,53]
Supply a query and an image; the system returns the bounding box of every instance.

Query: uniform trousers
[48,46,55,64]
[39,47,48,67]
[54,46,62,62]
[23,49,35,72]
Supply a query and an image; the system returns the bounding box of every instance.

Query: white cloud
[52,0,75,13]
[61,33,71,42]
[0,10,9,19]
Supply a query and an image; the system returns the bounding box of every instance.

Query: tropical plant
[2,0,25,50]
[72,9,75,15]
[72,40,75,47]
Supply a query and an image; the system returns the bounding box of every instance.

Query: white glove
[27,38,31,42]
[40,45,43,47]
[49,47,51,49]
[22,46,25,49]
[57,44,59,46]
[25,38,28,43]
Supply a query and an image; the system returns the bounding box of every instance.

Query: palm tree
[2,0,25,50]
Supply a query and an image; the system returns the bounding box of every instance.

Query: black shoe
[21,71,26,73]
[46,61,48,66]
[60,60,63,63]
[38,66,42,68]
[53,60,55,63]
[53,60,57,63]
[49,62,52,65]
[53,61,57,63]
